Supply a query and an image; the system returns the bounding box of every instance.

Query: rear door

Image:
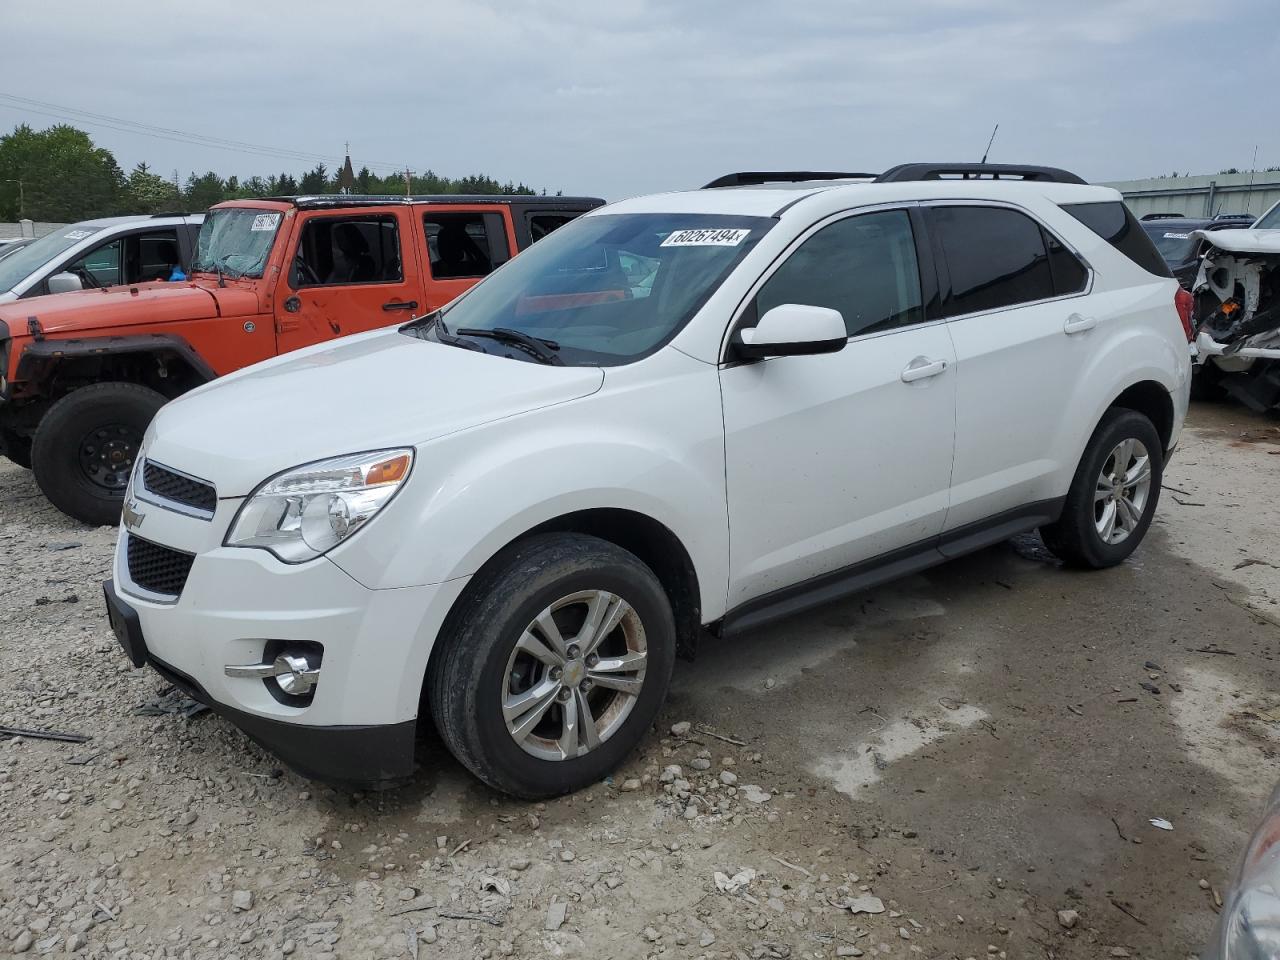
[417,206,516,313]
[274,207,423,353]
[928,203,1093,533]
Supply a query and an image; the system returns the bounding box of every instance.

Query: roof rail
[703,171,876,189]
[149,211,194,218]
[251,194,605,209]
[875,163,1087,185]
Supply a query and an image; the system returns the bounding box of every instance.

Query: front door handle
[900,356,948,383]
[1064,313,1097,335]
[382,299,419,312]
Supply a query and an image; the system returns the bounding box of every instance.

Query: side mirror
[736,303,847,360]
[47,272,84,295]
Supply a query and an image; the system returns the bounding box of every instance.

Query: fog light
[273,654,320,695]
[225,650,321,695]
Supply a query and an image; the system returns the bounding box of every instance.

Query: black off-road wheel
[428,533,676,799]
[1040,408,1163,569]
[31,383,167,526]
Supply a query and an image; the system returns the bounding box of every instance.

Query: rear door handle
[1064,313,1097,335]
[382,299,418,312]
[900,356,948,383]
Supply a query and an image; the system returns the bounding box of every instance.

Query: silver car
[0,214,203,303]
[1204,783,1280,958]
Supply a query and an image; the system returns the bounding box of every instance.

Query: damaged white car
[1192,201,1280,409]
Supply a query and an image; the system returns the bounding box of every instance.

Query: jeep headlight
[226,449,413,563]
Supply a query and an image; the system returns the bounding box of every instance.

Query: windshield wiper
[218,254,244,281]
[406,311,485,353]
[455,327,563,365]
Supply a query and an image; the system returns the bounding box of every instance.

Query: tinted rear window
[930,206,1055,316]
[1062,202,1172,278]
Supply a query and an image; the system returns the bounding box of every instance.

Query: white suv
[103,163,1192,798]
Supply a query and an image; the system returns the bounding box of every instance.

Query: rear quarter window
[1061,201,1172,279]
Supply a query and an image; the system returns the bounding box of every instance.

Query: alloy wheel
[501,589,647,761]
[1094,437,1152,545]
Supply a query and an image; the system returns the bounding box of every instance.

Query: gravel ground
[2,400,1279,960]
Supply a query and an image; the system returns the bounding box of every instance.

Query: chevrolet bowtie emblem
[122,500,145,530]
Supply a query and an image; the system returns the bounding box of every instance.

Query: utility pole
[2,179,23,218]
[1244,144,1259,216]
[403,167,413,197]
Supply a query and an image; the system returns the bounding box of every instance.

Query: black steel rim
[77,424,140,493]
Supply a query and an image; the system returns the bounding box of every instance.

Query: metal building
[1101,171,1280,220]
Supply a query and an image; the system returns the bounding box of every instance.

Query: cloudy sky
[4,0,1278,200]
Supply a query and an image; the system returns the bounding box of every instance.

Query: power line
[0,92,411,173]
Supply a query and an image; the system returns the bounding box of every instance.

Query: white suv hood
[145,328,605,497]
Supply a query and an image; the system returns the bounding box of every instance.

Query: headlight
[225,449,413,563]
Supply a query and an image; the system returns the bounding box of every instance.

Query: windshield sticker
[63,230,94,241]
[250,213,281,232]
[661,228,752,247]
[1163,232,1190,240]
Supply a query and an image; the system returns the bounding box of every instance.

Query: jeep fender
[14,332,217,388]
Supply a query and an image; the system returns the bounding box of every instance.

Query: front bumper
[106,493,470,783]
[104,591,416,784]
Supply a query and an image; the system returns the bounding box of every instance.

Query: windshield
[0,225,104,293]
[1141,223,1197,264]
[416,212,772,365]
[191,208,282,278]
[0,239,33,262]
[1255,203,1280,230]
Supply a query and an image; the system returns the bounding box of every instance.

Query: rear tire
[429,533,676,799]
[32,382,167,526]
[1040,408,1163,569]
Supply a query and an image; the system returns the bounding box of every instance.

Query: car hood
[145,328,606,496]
[0,283,220,334]
[1191,228,1280,255]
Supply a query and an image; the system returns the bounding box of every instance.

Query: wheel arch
[424,507,704,702]
[1107,379,1175,452]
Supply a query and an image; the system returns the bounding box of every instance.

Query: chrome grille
[142,460,217,515]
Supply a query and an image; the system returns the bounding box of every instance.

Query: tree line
[0,124,546,223]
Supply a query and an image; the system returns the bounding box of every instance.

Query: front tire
[1040,408,1163,569]
[31,383,167,526]
[429,533,676,799]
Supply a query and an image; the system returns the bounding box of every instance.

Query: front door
[720,207,957,607]
[275,208,423,353]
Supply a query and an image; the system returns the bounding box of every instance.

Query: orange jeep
[0,194,602,524]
